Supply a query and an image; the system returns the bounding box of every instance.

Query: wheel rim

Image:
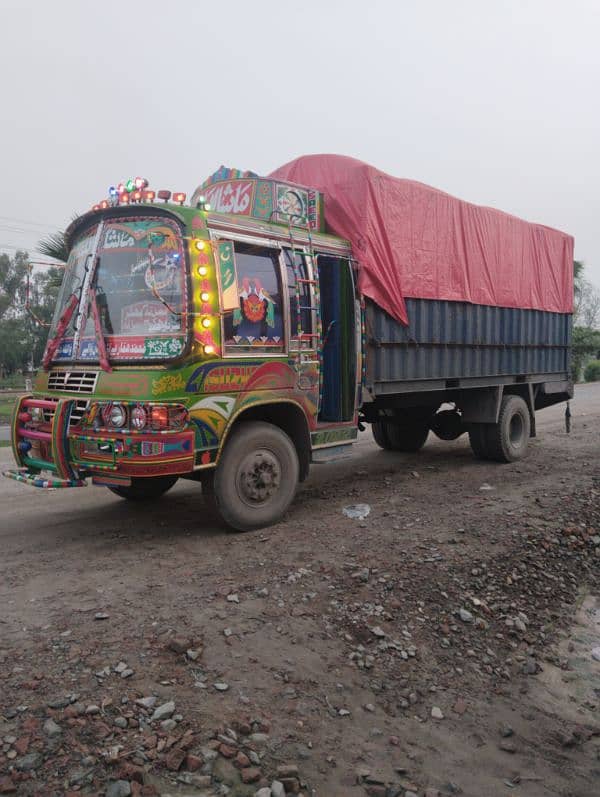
[236,448,282,506]
[509,413,524,446]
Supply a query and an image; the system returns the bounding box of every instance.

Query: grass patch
[0,440,11,448]
[0,375,27,390]
[0,398,15,423]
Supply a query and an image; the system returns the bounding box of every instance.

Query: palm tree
[37,230,68,263]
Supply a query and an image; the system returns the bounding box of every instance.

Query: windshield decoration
[51,217,187,365]
[216,241,239,312]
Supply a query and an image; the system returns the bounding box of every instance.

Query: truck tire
[431,409,464,441]
[468,425,492,460]
[484,395,531,463]
[371,421,391,449]
[372,419,429,452]
[205,421,299,532]
[108,475,178,501]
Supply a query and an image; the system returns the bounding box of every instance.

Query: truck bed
[365,298,571,394]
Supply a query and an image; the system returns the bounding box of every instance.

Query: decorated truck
[5,155,573,530]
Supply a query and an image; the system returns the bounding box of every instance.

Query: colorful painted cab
[5,171,360,531]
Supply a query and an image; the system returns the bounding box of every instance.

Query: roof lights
[90,177,184,212]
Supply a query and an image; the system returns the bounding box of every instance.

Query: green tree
[0,250,29,321]
[37,230,69,263]
[572,326,600,381]
[0,251,62,378]
[583,360,600,382]
[571,260,600,381]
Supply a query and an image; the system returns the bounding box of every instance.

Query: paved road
[1,382,598,531]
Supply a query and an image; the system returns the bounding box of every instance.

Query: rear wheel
[205,421,299,532]
[485,395,531,462]
[468,424,492,460]
[371,421,390,449]
[372,415,430,453]
[108,475,178,501]
[431,409,464,441]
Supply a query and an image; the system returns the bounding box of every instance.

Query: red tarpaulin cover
[269,154,574,325]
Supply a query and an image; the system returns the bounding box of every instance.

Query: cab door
[282,248,320,417]
[316,254,357,422]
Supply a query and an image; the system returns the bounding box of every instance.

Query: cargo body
[366,298,571,389]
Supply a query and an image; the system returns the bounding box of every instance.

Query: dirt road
[1,384,599,797]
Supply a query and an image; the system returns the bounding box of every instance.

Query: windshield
[48,225,98,358]
[51,216,187,364]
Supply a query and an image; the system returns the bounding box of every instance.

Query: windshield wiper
[88,286,112,373]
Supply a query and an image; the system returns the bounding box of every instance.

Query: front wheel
[206,421,299,532]
[108,475,178,501]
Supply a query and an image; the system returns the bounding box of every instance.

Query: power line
[0,226,56,239]
[0,242,37,252]
[0,214,61,230]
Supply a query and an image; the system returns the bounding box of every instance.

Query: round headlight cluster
[107,403,127,428]
[131,405,147,430]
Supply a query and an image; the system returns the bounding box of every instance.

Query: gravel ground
[0,383,599,797]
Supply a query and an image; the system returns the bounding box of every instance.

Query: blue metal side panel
[367,299,571,384]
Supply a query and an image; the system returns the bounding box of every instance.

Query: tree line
[0,250,62,378]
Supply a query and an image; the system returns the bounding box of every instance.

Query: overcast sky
[1,0,598,284]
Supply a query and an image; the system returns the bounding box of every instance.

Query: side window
[284,249,315,349]
[222,242,285,354]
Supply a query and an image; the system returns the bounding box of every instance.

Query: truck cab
[6,171,363,529]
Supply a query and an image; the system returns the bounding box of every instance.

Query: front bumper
[3,395,195,489]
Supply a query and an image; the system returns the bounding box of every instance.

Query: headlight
[130,405,147,430]
[106,403,127,428]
